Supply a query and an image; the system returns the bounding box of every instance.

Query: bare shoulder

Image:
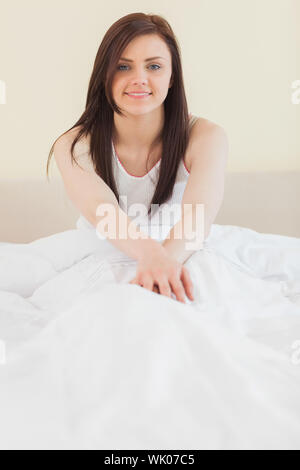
[55,125,90,148]
[191,116,224,135]
[54,126,90,163]
[185,116,227,171]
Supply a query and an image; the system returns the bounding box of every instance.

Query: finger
[129,277,142,287]
[157,277,172,298]
[169,277,186,303]
[140,275,154,292]
[181,267,194,301]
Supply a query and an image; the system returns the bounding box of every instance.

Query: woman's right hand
[129,248,194,303]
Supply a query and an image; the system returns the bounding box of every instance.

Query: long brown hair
[46,12,191,217]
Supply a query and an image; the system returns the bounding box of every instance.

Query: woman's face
[111,34,173,115]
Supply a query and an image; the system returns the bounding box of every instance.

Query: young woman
[47,12,228,304]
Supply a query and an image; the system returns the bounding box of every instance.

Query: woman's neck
[112,110,164,160]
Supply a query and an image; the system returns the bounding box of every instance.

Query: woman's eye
[117,64,161,71]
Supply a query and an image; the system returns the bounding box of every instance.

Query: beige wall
[0,0,299,179]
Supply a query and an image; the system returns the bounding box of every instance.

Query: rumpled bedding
[0,222,299,450]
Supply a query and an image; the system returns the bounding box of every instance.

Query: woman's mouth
[125,93,152,99]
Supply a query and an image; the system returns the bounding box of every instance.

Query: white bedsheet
[0,222,299,450]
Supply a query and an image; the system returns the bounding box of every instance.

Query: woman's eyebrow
[119,56,166,62]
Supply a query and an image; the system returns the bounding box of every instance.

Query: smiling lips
[125,92,152,99]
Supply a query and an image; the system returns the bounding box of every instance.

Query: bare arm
[53,132,165,261]
[162,122,229,264]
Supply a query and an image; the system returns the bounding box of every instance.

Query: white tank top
[76,114,199,239]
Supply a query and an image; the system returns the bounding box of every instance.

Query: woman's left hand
[129,265,194,301]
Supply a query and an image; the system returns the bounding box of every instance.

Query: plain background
[0,0,299,180]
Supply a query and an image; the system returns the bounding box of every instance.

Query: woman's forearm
[92,202,166,261]
[162,204,206,264]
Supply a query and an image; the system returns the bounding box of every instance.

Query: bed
[0,172,299,450]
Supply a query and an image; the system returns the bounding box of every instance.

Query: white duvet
[0,221,300,450]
